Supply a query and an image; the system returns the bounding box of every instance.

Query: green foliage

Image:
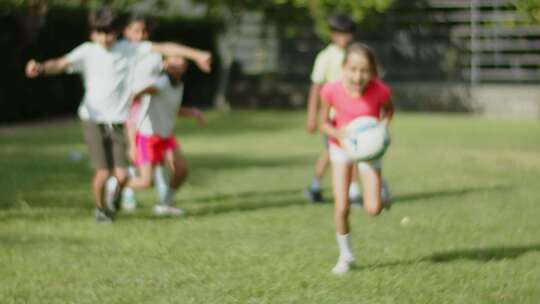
[3,0,396,39]
[512,0,540,23]
[194,0,395,38]
[1,112,540,303]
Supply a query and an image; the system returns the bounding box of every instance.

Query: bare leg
[164,147,188,190]
[331,161,353,234]
[126,163,154,189]
[153,148,188,216]
[330,160,356,274]
[93,169,111,209]
[358,165,383,216]
[315,149,330,179]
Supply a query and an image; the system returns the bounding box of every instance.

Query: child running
[305,13,360,204]
[25,7,211,223]
[318,42,395,274]
[126,55,204,215]
[108,14,169,211]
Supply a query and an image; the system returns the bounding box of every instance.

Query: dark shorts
[82,121,129,170]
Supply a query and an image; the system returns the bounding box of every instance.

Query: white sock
[104,177,118,209]
[154,165,169,202]
[336,233,354,261]
[349,182,360,200]
[105,176,117,190]
[160,187,176,206]
[127,166,137,177]
[122,187,135,203]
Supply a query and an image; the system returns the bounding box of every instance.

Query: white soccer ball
[342,116,390,161]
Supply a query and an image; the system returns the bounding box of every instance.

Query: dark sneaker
[305,187,324,203]
[95,208,113,223]
[381,180,392,211]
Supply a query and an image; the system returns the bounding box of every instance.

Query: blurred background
[1,0,540,123]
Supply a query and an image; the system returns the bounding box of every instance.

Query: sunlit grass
[1,111,539,303]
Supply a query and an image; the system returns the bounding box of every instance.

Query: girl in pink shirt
[319,42,395,274]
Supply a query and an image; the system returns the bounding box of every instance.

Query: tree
[195,0,394,37]
[513,0,540,23]
[190,0,396,109]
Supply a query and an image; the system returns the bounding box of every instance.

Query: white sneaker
[331,256,355,274]
[122,199,137,212]
[154,205,184,216]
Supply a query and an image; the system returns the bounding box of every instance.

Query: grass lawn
[1,111,539,303]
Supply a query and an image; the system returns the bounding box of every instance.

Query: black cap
[329,13,355,33]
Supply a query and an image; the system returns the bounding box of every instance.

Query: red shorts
[135,133,178,165]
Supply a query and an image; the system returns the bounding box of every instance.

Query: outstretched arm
[151,42,212,73]
[25,57,71,78]
[131,86,160,102]
[178,107,205,127]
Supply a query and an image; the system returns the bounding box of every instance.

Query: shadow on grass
[178,188,303,204]
[0,207,94,221]
[428,244,540,262]
[393,184,514,204]
[0,232,89,247]
[119,188,310,221]
[358,243,540,272]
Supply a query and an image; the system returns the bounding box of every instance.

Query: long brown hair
[343,42,379,77]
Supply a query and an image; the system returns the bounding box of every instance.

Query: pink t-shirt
[321,79,391,145]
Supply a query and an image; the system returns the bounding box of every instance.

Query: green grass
[1,111,539,304]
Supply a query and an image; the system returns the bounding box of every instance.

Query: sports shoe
[95,208,113,223]
[122,199,137,212]
[154,204,184,216]
[381,180,392,211]
[305,187,323,203]
[331,256,355,275]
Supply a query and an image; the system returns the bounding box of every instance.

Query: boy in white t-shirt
[127,55,205,216]
[25,8,211,222]
[305,13,356,203]
[106,14,170,212]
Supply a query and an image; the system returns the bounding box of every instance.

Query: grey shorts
[81,121,129,170]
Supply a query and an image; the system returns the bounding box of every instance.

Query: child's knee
[364,201,382,216]
[94,169,111,182]
[139,176,153,188]
[115,173,128,185]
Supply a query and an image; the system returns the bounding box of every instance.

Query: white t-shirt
[137,74,184,137]
[65,40,152,123]
[131,52,163,95]
[310,44,345,84]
